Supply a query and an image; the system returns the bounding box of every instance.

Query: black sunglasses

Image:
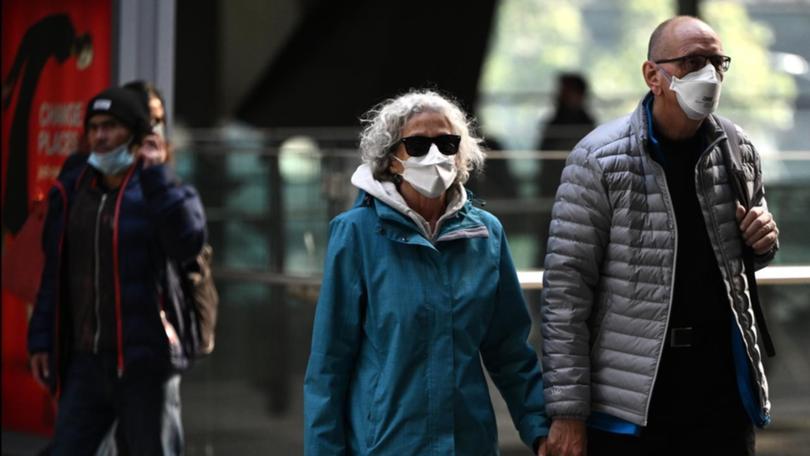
[400,134,461,157]
[655,53,732,73]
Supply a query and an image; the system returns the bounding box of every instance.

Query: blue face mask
[88,141,135,175]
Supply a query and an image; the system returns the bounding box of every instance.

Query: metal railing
[175,135,810,300]
[516,265,810,290]
[213,265,810,290]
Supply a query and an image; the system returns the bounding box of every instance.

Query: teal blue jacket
[304,189,548,455]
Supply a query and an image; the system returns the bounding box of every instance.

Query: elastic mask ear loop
[656,64,674,88]
[389,154,404,184]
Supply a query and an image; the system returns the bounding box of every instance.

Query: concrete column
[112,0,176,123]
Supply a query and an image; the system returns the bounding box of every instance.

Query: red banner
[2,0,111,435]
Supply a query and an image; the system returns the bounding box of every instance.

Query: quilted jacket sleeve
[737,126,778,269]
[303,217,364,455]
[140,163,207,263]
[541,146,612,419]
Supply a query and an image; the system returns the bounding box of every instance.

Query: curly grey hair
[358,89,485,184]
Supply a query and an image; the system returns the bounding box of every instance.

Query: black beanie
[85,87,151,137]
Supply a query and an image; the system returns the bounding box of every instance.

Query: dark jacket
[27,154,206,394]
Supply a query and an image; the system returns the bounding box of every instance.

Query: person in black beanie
[27,85,207,455]
[123,80,167,138]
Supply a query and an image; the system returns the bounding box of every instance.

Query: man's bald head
[647,16,718,61]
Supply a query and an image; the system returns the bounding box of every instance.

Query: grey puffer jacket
[541,93,775,426]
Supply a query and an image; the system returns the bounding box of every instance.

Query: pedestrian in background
[534,73,596,265]
[28,86,207,455]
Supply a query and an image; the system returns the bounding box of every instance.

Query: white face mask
[151,121,165,139]
[394,144,457,199]
[660,63,722,120]
[88,140,135,175]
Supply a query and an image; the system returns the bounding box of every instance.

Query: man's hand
[29,353,50,390]
[136,133,168,169]
[544,419,586,456]
[736,204,778,255]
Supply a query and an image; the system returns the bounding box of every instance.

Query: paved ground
[5,292,809,455]
[5,374,808,456]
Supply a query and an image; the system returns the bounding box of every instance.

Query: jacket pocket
[365,371,383,449]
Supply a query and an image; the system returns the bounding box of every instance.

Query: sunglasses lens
[402,137,431,156]
[435,135,461,155]
[401,135,461,156]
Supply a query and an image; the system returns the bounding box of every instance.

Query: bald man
[539,16,778,456]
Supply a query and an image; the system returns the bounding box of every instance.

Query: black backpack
[716,115,776,357]
[163,244,219,369]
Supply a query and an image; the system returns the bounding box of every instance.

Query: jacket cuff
[545,394,590,422]
[753,241,778,271]
[139,163,175,199]
[27,334,51,355]
[518,415,550,451]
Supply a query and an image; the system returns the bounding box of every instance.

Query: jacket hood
[350,164,467,240]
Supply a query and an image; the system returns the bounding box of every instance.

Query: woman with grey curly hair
[358,89,485,186]
[304,89,549,455]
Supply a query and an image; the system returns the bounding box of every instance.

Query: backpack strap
[718,117,755,208]
[716,115,776,357]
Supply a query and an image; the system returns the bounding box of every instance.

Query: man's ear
[642,61,664,96]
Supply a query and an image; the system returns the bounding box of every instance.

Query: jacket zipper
[697,135,769,419]
[93,193,108,353]
[111,163,138,377]
[642,152,678,426]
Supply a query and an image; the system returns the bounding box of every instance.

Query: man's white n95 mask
[663,63,722,120]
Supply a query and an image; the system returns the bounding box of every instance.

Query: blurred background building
[3,0,809,454]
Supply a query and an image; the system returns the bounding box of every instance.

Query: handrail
[178,144,810,161]
[213,265,810,290]
[517,266,810,289]
[752,265,810,285]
